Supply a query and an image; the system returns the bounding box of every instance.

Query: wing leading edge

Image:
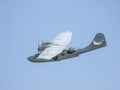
[37,31,72,60]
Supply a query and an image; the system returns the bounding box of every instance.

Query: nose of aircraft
[27,56,35,61]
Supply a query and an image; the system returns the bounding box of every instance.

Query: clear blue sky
[0,0,120,90]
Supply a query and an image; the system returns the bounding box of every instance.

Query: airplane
[27,31,107,63]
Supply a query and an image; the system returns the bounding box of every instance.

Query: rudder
[89,33,107,50]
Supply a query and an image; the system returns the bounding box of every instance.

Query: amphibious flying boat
[27,31,106,62]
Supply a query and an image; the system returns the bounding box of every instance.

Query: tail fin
[89,33,107,50]
[78,33,107,54]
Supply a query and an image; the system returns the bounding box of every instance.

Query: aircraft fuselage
[27,48,80,62]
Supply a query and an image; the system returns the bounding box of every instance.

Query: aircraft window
[67,48,75,54]
[61,53,65,55]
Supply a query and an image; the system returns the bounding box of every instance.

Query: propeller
[42,41,44,45]
[37,42,40,51]
[37,41,44,51]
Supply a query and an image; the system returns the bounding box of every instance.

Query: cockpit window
[35,53,40,58]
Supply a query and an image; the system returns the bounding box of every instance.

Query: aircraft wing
[52,31,72,46]
[37,31,72,60]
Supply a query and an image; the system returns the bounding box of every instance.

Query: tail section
[89,33,107,50]
[78,33,107,54]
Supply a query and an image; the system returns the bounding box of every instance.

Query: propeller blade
[38,42,40,48]
[37,42,40,51]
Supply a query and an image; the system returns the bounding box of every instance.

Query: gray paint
[27,33,106,63]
